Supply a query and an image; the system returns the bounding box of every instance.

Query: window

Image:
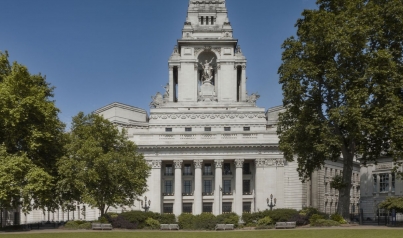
[165,164,173,176]
[223,163,231,175]
[204,163,212,175]
[165,128,172,132]
[203,203,213,213]
[243,127,250,131]
[373,174,377,192]
[243,180,251,194]
[201,16,204,25]
[204,180,212,194]
[204,127,211,132]
[163,203,173,214]
[206,16,209,25]
[183,203,193,214]
[243,202,251,213]
[243,162,251,174]
[183,164,192,175]
[165,180,173,194]
[379,173,389,192]
[325,183,328,193]
[222,202,232,213]
[224,127,231,131]
[185,127,192,132]
[184,181,192,195]
[77,206,80,220]
[223,180,232,194]
[392,173,395,192]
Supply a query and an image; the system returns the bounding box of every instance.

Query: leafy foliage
[379,196,403,212]
[257,216,273,226]
[64,220,92,230]
[330,213,347,224]
[278,0,403,219]
[178,213,195,230]
[310,219,340,227]
[216,213,239,227]
[193,213,217,230]
[242,209,299,226]
[330,175,346,190]
[145,217,160,229]
[57,113,150,217]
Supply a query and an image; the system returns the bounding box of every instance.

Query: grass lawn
[0,229,402,238]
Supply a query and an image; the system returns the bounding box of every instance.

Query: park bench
[275,222,296,229]
[160,224,179,230]
[91,223,113,230]
[215,224,234,230]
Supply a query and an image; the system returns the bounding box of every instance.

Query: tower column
[214,159,223,215]
[194,160,203,214]
[235,159,244,216]
[174,160,183,216]
[241,65,247,101]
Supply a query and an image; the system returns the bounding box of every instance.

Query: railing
[182,193,193,196]
[162,193,174,196]
[202,192,214,196]
[222,192,233,195]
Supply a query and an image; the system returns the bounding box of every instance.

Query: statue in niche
[150,92,164,108]
[199,57,215,83]
[162,83,169,98]
[246,92,260,105]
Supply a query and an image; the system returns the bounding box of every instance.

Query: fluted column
[194,160,203,214]
[214,159,223,215]
[151,160,162,213]
[235,159,244,216]
[174,160,183,216]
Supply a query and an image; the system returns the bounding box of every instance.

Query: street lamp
[141,196,151,212]
[267,194,276,211]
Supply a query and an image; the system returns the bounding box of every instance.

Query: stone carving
[162,83,169,101]
[150,92,164,108]
[255,158,267,168]
[174,160,183,169]
[214,159,224,168]
[194,160,203,169]
[199,57,215,83]
[151,160,162,169]
[234,159,244,168]
[236,45,242,54]
[192,1,225,4]
[173,45,179,54]
[246,92,260,105]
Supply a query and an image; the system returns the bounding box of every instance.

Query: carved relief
[150,92,164,108]
[194,159,203,169]
[234,159,244,168]
[174,160,183,169]
[255,158,267,168]
[149,113,265,120]
[246,92,260,105]
[214,159,224,168]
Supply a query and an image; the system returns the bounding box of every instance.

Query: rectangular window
[243,180,251,194]
[203,203,213,213]
[243,127,250,131]
[380,173,389,192]
[223,163,231,175]
[165,164,173,176]
[163,203,173,214]
[392,173,395,192]
[204,163,212,175]
[165,180,173,194]
[185,127,192,132]
[243,202,251,213]
[183,164,192,175]
[222,202,232,213]
[183,203,193,214]
[325,183,328,193]
[204,127,211,132]
[165,128,172,132]
[184,181,192,195]
[223,180,232,194]
[243,162,251,174]
[224,127,231,131]
[373,174,377,192]
[204,180,212,194]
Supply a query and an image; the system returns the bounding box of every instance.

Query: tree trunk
[338,148,354,221]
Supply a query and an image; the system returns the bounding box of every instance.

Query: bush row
[64,220,92,229]
[178,212,239,230]
[106,211,175,229]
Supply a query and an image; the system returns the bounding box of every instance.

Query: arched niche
[197,51,217,86]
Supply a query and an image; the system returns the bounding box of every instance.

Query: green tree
[278,0,403,220]
[379,196,403,212]
[57,112,150,217]
[0,51,65,213]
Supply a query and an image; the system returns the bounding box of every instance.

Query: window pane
[222,202,232,213]
[224,127,231,131]
[224,180,231,194]
[183,203,193,214]
[223,163,231,175]
[379,173,389,192]
[205,127,211,132]
[243,127,250,131]
[373,174,377,192]
[243,163,250,174]
[165,180,172,194]
[204,163,212,175]
[165,128,172,132]
[184,164,192,175]
[185,127,192,132]
[184,181,192,194]
[203,203,213,213]
[163,203,173,214]
[204,180,212,194]
[243,202,251,213]
[243,180,250,194]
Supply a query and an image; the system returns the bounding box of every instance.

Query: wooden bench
[160,224,179,230]
[215,224,234,230]
[91,223,113,230]
[275,222,296,229]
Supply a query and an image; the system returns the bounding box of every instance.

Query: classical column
[194,160,203,214]
[174,160,183,216]
[214,159,223,215]
[235,159,244,216]
[168,66,174,102]
[255,159,267,211]
[241,65,247,101]
[151,160,162,213]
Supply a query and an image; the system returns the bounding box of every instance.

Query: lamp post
[267,194,276,211]
[141,196,151,212]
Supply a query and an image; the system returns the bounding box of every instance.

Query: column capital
[174,160,183,169]
[150,160,162,169]
[194,160,203,169]
[214,159,224,168]
[234,159,244,168]
[255,158,267,168]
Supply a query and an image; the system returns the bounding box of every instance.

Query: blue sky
[1,0,317,128]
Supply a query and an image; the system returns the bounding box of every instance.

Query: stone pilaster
[174,160,183,216]
[194,159,203,214]
[255,158,268,211]
[152,160,162,213]
[235,159,244,216]
[214,159,223,215]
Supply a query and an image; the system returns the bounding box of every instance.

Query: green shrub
[257,216,273,226]
[145,217,160,229]
[268,209,299,222]
[309,214,324,225]
[99,216,108,223]
[119,211,159,229]
[193,213,217,230]
[158,213,176,224]
[178,213,195,230]
[255,224,275,229]
[64,221,79,229]
[242,212,256,225]
[216,213,239,227]
[311,219,340,227]
[330,213,347,224]
[78,222,92,229]
[64,221,92,230]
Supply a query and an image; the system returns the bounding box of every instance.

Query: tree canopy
[57,112,150,217]
[278,0,403,219]
[379,196,403,213]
